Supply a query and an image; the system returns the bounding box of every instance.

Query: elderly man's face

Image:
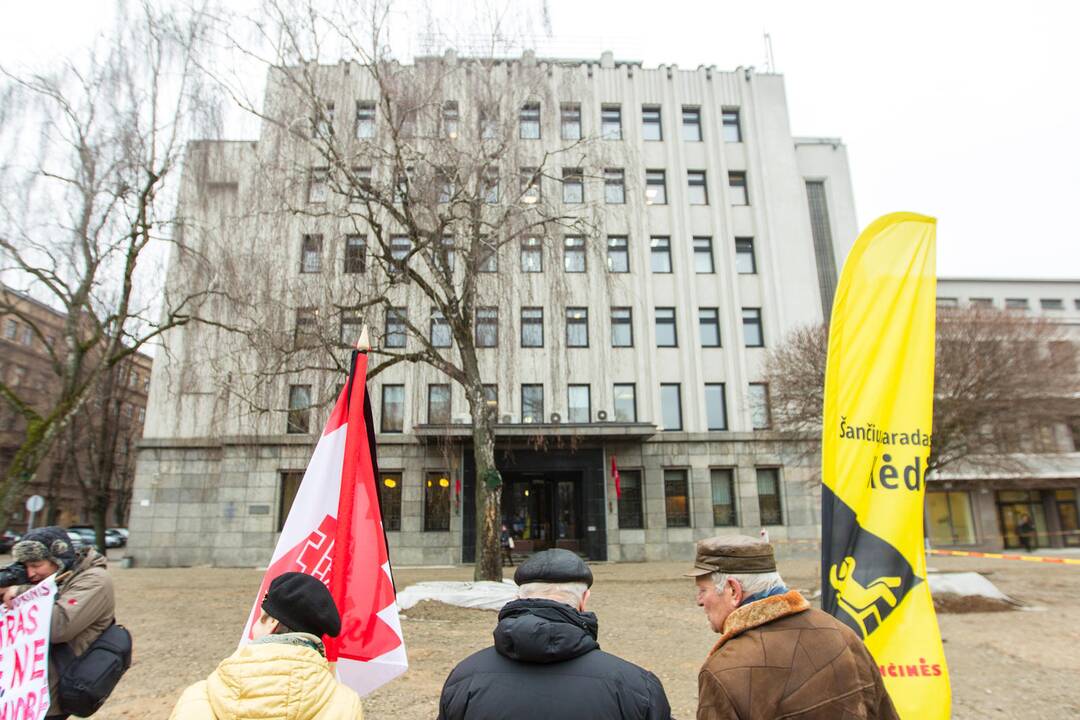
[696,576,742,633]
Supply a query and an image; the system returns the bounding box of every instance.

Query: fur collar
[708,590,810,658]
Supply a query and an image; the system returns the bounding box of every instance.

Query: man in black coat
[437,549,672,720]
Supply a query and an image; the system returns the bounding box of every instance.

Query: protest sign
[0,577,56,720]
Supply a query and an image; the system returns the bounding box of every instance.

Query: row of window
[285,380,771,434]
[2,319,39,348]
[937,296,1080,312]
[281,463,782,535]
[332,100,742,144]
[298,233,758,277]
[309,164,751,207]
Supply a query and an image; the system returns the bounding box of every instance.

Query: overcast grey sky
[2,0,1077,279]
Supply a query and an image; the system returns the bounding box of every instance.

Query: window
[430,310,451,348]
[655,307,678,347]
[645,170,667,205]
[728,171,749,205]
[970,297,994,308]
[287,385,311,434]
[926,490,977,545]
[339,310,364,346]
[483,385,499,418]
[693,237,714,273]
[424,472,451,531]
[711,469,736,526]
[687,171,708,205]
[705,383,727,430]
[562,168,584,204]
[1005,298,1029,310]
[749,383,771,430]
[394,169,409,204]
[137,408,145,423]
[478,236,498,273]
[757,468,783,524]
[611,307,633,347]
[520,236,543,273]
[3,320,16,340]
[313,100,334,138]
[722,108,741,142]
[397,107,418,137]
[613,383,637,422]
[735,238,756,274]
[604,169,626,204]
[1041,298,1064,310]
[664,469,690,527]
[606,236,629,272]
[564,236,586,272]
[278,471,304,531]
[436,169,455,204]
[436,236,455,273]
[379,472,403,531]
[617,470,643,529]
[299,235,322,273]
[294,308,317,349]
[566,307,589,347]
[344,234,366,274]
[428,384,451,424]
[642,105,662,141]
[380,385,405,432]
[561,103,582,140]
[520,167,542,204]
[349,166,372,201]
[699,308,721,347]
[568,384,591,423]
[936,297,959,309]
[308,168,329,203]
[384,308,407,349]
[442,101,459,138]
[483,167,499,204]
[389,235,411,273]
[479,106,499,140]
[520,102,541,139]
[521,384,545,423]
[661,383,682,431]
[650,236,672,273]
[601,104,622,140]
[521,307,544,347]
[475,307,498,347]
[682,106,702,141]
[742,308,764,347]
[19,327,33,348]
[355,101,376,139]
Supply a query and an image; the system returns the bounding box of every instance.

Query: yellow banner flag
[820,212,950,719]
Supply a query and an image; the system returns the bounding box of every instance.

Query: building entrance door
[503,471,583,555]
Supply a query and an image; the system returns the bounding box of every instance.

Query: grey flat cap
[513,548,593,587]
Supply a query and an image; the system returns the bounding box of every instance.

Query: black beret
[513,548,593,588]
[261,572,342,638]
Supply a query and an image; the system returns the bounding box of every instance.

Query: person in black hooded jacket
[437,549,671,720]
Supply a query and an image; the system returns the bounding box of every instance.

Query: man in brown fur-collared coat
[686,536,898,720]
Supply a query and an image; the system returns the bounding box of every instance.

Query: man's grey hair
[518,581,588,607]
[710,571,785,599]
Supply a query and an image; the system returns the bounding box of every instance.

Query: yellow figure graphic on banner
[829,557,901,638]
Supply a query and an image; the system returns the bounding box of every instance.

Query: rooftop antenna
[763,31,775,73]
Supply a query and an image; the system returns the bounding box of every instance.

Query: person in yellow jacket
[170,572,363,719]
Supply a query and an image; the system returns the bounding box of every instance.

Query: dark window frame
[664,468,691,528]
[380,384,405,433]
[566,307,589,348]
[521,307,544,348]
[611,307,633,347]
[656,307,678,348]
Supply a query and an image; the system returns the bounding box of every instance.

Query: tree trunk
[469,389,502,581]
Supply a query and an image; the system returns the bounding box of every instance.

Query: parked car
[67,526,125,549]
[65,530,84,550]
[0,530,20,554]
[105,528,127,548]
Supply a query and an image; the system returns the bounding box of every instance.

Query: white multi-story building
[128,52,858,567]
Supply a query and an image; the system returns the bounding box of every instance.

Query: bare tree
[201,0,605,579]
[764,307,1079,474]
[0,1,224,547]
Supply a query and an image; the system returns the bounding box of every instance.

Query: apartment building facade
[128,52,857,567]
[929,278,1080,551]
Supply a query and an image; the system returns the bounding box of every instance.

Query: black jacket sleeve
[643,670,674,720]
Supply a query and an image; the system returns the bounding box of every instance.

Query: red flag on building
[611,455,621,499]
[241,349,407,695]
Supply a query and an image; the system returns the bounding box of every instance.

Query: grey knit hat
[13,526,76,571]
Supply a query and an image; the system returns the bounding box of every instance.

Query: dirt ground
[78,555,1080,719]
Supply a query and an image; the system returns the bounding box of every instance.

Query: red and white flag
[611,455,621,499]
[241,350,407,695]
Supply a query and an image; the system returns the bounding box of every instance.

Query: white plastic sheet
[397,580,518,611]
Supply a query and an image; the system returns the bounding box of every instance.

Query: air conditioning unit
[550,412,562,424]
[451,413,471,425]
[596,410,609,422]
[500,413,518,424]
